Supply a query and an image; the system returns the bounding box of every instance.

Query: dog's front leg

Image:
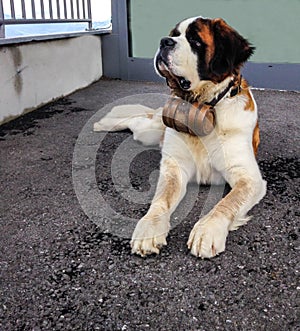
[188,165,266,258]
[131,157,191,256]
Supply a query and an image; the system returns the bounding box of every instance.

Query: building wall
[0,35,102,124]
[130,0,300,63]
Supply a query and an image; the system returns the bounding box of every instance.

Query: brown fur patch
[154,159,182,211]
[212,18,234,35]
[197,22,215,63]
[252,121,260,157]
[240,79,255,111]
[216,177,255,221]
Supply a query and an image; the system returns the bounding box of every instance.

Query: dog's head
[155,17,254,95]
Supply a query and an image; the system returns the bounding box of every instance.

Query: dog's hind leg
[94,105,164,146]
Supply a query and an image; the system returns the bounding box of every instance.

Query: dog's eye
[190,39,201,48]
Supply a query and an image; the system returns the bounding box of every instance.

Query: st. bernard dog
[94,16,267,258]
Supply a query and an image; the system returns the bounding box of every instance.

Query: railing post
[0,0,5,38]
[87,0,92,30]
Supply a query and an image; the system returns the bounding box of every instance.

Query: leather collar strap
[206,77,241,107]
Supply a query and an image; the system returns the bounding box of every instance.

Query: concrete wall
[0,35,102,124]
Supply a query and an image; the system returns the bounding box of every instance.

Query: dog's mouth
[155,56,191,91]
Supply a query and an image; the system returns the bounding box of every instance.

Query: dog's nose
[160,37,176,48]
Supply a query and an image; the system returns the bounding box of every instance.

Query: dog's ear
[210,18,255,77]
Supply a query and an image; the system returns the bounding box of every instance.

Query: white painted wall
[0,35,102,124]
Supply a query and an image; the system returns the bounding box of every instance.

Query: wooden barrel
[162,97,216,136]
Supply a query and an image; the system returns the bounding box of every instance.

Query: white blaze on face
[167,17,202,90]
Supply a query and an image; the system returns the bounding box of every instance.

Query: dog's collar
[169,75,242,106]
[206,76,241,107]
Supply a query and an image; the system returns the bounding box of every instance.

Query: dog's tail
[93,104,165,146]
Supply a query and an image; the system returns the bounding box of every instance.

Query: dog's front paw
[187,214,230,258]
[131,216,170,257]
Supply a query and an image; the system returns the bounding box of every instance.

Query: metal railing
[0,0,92,38]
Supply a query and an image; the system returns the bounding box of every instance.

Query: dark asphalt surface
[0,79,299,330]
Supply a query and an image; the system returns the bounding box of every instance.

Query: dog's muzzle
[156,38,192,91]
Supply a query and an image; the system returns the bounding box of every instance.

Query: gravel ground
[0,79,299,330]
